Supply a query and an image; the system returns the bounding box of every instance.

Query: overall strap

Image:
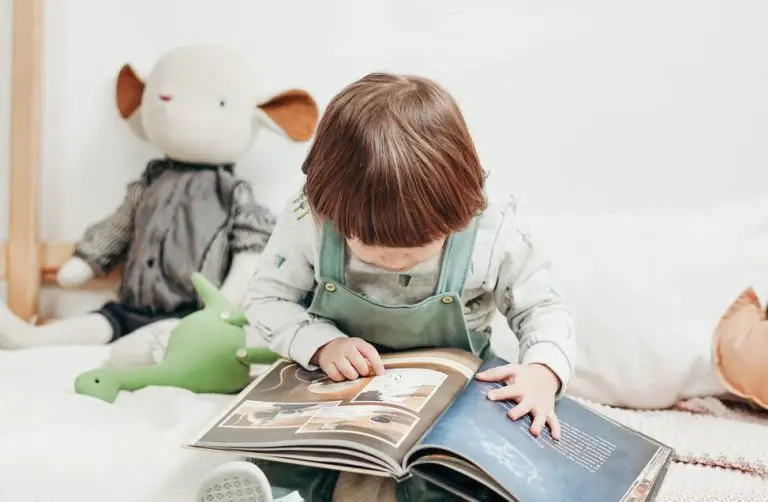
[318,220,346,284]
[436,218,480,295]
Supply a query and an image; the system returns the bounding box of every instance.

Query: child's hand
[313,337,386,382]
[476,363,562,440]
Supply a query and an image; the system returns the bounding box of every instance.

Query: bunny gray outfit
[74,158,275,339]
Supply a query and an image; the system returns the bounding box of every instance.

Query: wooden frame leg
[7,0,44,321]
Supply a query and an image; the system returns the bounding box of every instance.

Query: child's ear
[116,64,148,140]
[256,89,319,142]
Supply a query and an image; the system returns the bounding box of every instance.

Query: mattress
[0,345,280,502]
[0,345,764,501]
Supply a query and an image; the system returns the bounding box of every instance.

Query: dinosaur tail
[75,363,179,404]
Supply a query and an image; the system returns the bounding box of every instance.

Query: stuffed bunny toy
[0,44,318,358]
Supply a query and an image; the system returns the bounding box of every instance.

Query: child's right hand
[312,337,386,382]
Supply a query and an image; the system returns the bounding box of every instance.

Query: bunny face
[116,44,318,165]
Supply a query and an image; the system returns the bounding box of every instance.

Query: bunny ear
[116,64,148,140]
[256,89,319,142]
[116,64,144,118]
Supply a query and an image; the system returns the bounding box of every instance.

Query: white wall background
[1,0,767,315]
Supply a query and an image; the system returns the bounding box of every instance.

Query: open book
[189,348,673,501]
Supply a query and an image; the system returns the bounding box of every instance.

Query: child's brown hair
[302,73,486,248]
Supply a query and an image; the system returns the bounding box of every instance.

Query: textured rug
[578,396,768,501]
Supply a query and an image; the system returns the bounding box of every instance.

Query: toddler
[197,72,576,502]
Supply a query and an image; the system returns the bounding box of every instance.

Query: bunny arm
[219,182,276,305]
[73,180,146,275]
[219,251,261,306]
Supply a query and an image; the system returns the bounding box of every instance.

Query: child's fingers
[346,349,371,377]
[547,413,562,440]
[529,409,547,437]
[356,343,386,375]
[507,399,533,421]
[476,364,519,382]
[323,362,345,382]
[486,383,523,401]
[336,357,360,380]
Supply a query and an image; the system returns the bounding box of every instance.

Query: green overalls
[256,218,493,501]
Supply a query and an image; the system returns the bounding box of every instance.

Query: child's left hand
[476,363,561,440]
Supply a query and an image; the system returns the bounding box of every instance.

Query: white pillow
[526,193,768,409]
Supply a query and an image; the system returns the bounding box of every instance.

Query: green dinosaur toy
[74,273,280,403]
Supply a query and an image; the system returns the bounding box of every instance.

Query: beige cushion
[713,288,768,410]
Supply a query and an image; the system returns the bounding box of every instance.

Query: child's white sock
[0,302,113,348]
[197,461,276,502]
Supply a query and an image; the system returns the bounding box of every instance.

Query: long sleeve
[73,180,145,275]
[492,198,577,397]
[242,197,347,368]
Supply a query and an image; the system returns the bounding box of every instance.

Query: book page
[408,357,669,502]
[193,348,481,467]
[409,453,508,501]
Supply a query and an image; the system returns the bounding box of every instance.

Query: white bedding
[0,345,300,502]
[3,344,767,501]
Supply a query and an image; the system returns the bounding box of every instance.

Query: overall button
[441,296,454,304]
[324,282,337,292]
